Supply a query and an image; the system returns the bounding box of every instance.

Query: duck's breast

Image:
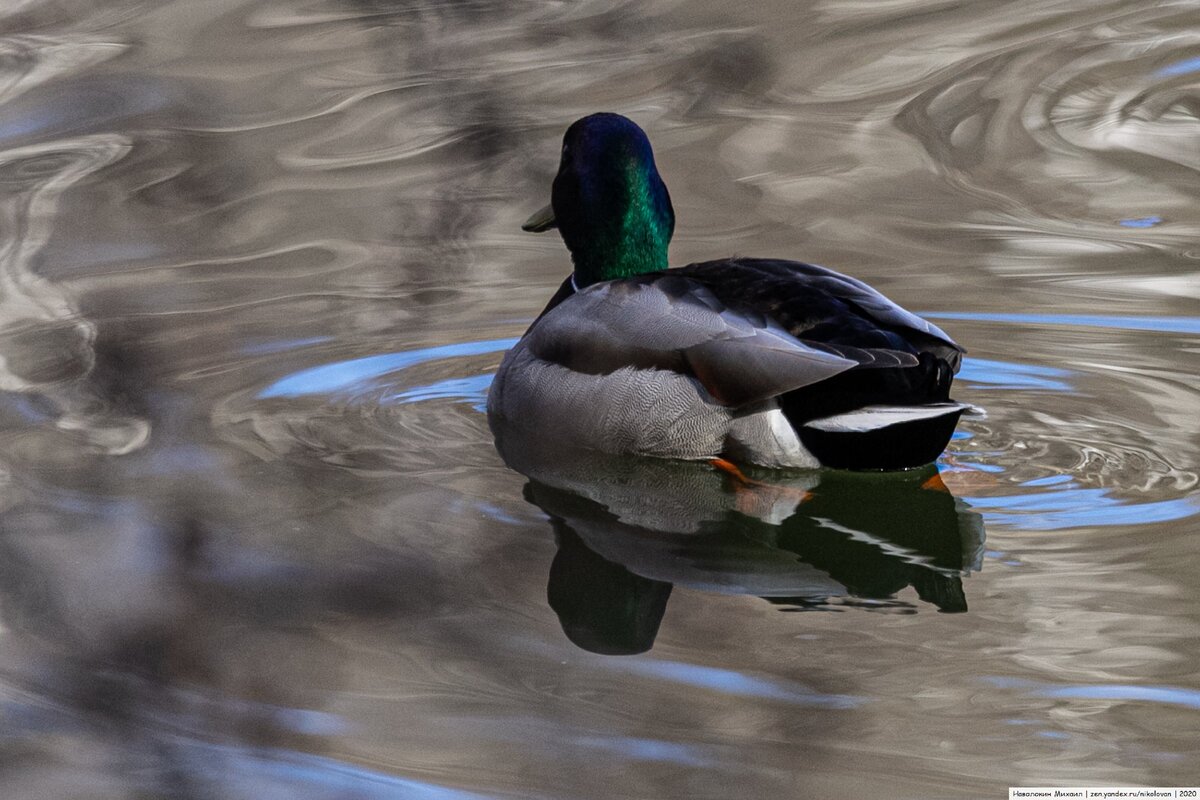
[487,339,732,460]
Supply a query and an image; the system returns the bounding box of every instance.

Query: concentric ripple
[215,336,514,477]
[216,306,1199,533]
[891,3,1200,280]
[933,312,1199,531]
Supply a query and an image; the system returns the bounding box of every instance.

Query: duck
[487,112,969,471]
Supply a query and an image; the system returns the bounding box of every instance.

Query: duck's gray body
[488,258,968,470]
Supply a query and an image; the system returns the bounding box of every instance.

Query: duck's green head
[523,113,674,288]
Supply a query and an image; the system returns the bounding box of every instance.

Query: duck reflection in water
[496,437,985,655]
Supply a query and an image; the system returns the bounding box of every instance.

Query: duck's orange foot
[709,457,813,509]
[709,457,753,485]
[921,472,950,493]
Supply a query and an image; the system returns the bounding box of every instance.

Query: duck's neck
[571,169,672,287]
[556,153,674,289]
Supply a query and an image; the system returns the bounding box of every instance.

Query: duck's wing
[523,274,857,408]
[676,258,965,372]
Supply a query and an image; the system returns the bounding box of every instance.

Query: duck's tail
[797,402,975,470]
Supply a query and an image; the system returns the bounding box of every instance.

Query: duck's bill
[522,203,557,232]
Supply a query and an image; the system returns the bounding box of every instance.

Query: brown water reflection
[1,0,1198,797]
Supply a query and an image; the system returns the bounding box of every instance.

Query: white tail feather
[803,402,969,433]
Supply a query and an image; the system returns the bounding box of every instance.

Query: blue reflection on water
[259,339,518,399]
[576,736,709,767]
[1041,685,1200,709]
[243,704,347,737]
[1020,475,1073,487]
[386,374,495,411]
[623,660,862,708]
[952,460,1005,474]
[475,501,526,525]
[971,489,1200,530]
[189,744,502,800]
[1157,56,1200,77]
[957,357,1074,392]
[925,312,1200,335]
[988,678,1200,711]
[1118,216,1163,228]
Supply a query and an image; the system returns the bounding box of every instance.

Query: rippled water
[1,1,1198,797]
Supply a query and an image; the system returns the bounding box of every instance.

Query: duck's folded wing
[525,277,857,408]
[682,259,965,372]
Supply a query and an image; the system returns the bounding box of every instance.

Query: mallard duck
[488,112,969,470]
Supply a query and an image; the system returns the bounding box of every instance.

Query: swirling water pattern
[0,1,1197,798]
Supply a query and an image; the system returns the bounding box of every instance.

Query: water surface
[1,1,1198,797]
